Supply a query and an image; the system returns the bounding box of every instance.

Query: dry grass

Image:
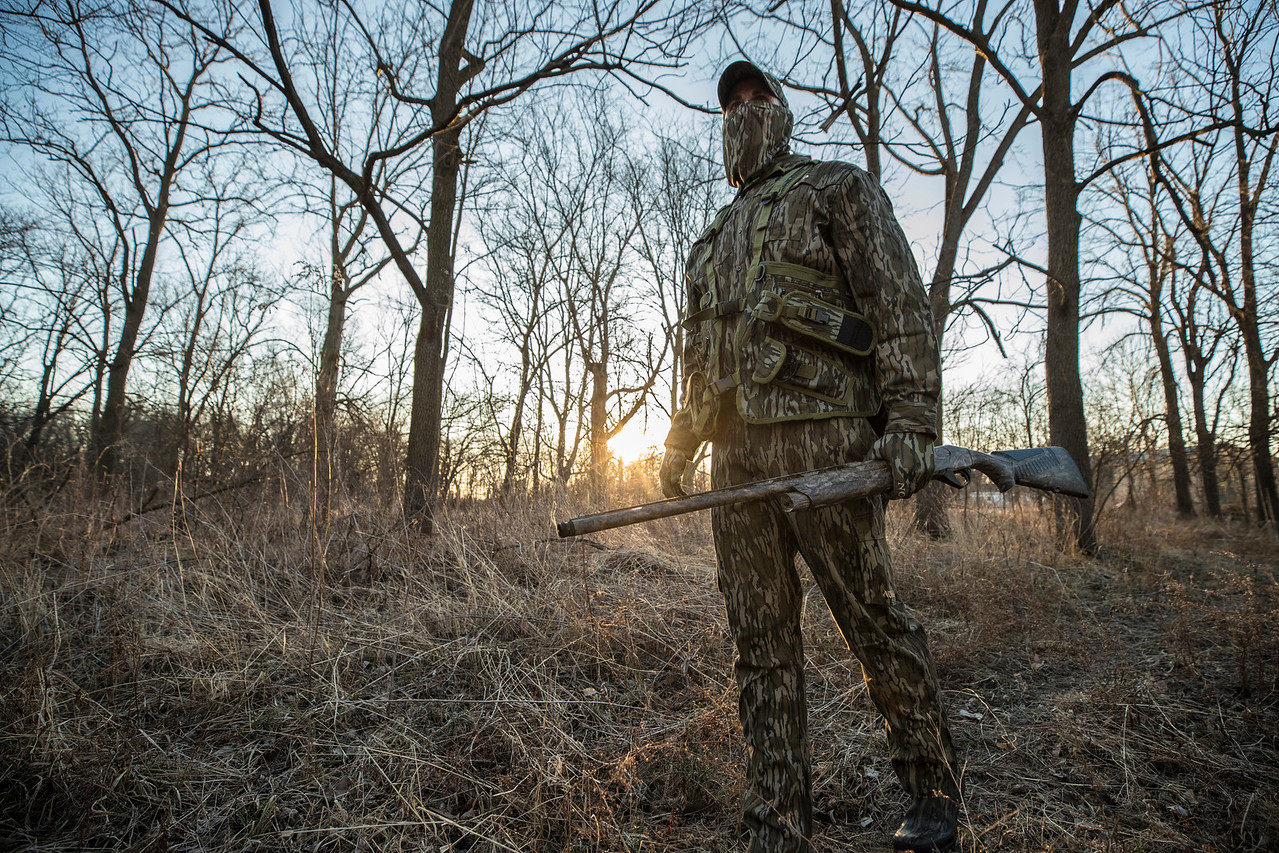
[1,480,1275,852]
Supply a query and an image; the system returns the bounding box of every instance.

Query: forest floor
[1,482,1276,852]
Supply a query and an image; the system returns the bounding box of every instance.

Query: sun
[608,419,665,464]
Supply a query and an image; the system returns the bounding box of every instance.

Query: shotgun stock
[556,445,1089,538]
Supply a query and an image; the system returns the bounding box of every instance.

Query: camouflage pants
[711,413,958,853]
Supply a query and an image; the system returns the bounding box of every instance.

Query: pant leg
[712,434,813,853]
[789,492,960,800]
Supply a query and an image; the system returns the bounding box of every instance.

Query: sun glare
[609,420,665,464]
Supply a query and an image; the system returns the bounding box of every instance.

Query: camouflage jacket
[666,153,940,455]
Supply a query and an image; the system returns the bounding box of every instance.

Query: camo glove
[660,425,698,498]
[868,431,936,500]
[659,449,690,498]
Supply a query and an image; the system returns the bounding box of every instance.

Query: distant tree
[172,0,711,530]
[1087,337,1167,519]
[628,131,724,424]
[946,354,1047,452]
[1138,0,1279,525]
[157,188,276,498]
[1169,265,1236,519]
[558,117,664,497]
[1089,152,1196,516]
[468,109,575,494]
[0,0,234,480]
[890,0,1189,551]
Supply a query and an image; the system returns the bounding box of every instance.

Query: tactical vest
[681,158,881,437]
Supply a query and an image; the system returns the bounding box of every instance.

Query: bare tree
[468,116,575,494]
[1088,151,1196,516]
[1139,0,1279,525]
[265,1,423,510]
[1169,250,1237,518]
[523,94,667,496]
[1086,337,1165,519]
[889,0,1189,551]
[946,353,1047,452]
[1,0,234,480]
[886,2,1034,535]
[157,190,275,499]
[561,137,663,497]
[171,0,711,529]
[629,131,725,422]
[0,215,102,474]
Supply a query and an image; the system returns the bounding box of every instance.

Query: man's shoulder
[799,158,878,193]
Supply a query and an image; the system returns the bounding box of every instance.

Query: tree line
[0,0,1275,545]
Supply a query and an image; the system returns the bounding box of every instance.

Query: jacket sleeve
[664,239,711,456]
[829,168,940,436]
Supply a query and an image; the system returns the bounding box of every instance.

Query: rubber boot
[892,796,958,851]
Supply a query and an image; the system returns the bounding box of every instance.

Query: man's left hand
[659,449,690,498]
[868,432,935,500]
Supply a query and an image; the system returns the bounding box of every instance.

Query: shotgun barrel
[556,445,1090,538]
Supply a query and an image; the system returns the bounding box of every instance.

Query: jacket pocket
[751,335,868,408]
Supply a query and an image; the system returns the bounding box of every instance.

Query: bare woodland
[0,0,1276,850]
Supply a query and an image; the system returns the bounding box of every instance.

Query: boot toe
[892,796,958,851]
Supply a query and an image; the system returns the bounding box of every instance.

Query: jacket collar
[737,153,812,195]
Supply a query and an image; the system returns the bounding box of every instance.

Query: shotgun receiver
[557,445,1089,538]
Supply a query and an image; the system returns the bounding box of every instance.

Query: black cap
[717,60,788,111]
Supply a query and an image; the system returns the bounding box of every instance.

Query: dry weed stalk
[1,485,1275,851]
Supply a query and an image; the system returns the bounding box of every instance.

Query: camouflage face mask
[722,101,793,188]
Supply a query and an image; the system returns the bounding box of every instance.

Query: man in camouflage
[660,61,960,852]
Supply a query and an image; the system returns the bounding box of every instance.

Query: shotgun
[557,445,1089,538]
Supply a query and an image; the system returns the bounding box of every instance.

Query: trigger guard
[937,469,971,489]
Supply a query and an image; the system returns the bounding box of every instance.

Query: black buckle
[709,375,738,396]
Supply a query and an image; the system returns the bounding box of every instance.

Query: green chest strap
[682,161,816,330]
[744,162,816,298]
[718,162,818,387]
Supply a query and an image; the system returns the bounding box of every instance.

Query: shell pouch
[750,335,863,407]
[751,288,876,357]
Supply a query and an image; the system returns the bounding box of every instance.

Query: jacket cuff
[664,425,701,457]
[883,404,938,439]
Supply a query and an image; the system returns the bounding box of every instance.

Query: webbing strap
[730,162,815,379]
[701,205,733,315]
[746,164,816,299]
[681,298,742,329]
[707,371,745,397]
[753,260,839,289]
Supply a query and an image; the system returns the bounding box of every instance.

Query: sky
[2,0,1250,472]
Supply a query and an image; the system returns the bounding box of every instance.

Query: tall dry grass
[1,474,1275,851]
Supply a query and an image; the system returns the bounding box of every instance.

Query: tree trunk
[587,362,608,499]
[1240,323,1278,524]
[405,289,449,521]
[1149,315,1195,516]
[913,227,960,537]
[402,0,474,527]
[1233,154,1279,524]
[502,346,531,494]
[94,210,167,478]
[315,267,349,510]
[1037,0,1096,552]
[1183,348,1223,517]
